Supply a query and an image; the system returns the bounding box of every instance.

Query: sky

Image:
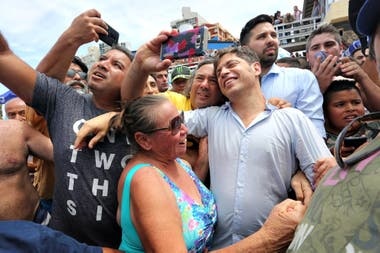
[0,0,303,94]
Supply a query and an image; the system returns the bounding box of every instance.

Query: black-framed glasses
[144,111,184,135]
[334,112,380,168]
[67,69,87,80]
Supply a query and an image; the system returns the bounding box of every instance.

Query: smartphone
[160,26,209,60]
[315,51,327,63]
[344,136,367,148]
[99,23,119,46]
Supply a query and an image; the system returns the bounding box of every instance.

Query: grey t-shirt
[32,73,132,248]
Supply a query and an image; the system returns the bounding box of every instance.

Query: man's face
[153,70,169,92]
[171,78,188,94]
[143,75,159,95]
[245,22,279,69]
[190,63,224,109]
[87,49,131,96]
[5,97,26,121]
[352,50,366,66]
[65,62,88,92]
[216,53,259,100]
[306,33,342,68]
[325,89,365,133]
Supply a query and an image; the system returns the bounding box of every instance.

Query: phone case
[99,23,119,46]
[160,26,209,60]
[344,136,367,148]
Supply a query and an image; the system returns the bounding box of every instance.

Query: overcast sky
[0,0,303,94]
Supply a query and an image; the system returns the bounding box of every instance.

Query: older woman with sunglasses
[114,95,216,253]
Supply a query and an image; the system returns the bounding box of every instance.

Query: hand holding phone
[160,26,208,60]
[99,23,119,46]
[315,51,327,63]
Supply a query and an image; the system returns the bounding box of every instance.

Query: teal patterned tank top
[119,158,217,253]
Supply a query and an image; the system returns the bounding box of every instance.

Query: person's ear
[135,132,152,150]
[251,61,262,76]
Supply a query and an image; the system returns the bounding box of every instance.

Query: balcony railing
[274,16,322,52]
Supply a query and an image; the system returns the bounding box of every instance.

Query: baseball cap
[72,56,88,73]
[346,39,362,56]
[356,0,380,36]
[0,90,17,104]
[171,65,191,83]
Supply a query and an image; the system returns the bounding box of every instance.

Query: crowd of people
[0,0,379,252]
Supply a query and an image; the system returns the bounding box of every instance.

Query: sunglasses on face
[67,69,87,80]
[145,111,184,135]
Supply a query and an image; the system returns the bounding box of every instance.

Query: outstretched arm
[36,9,107,81]
[74,111,118,149]
[121,31,174,101]
[0,33,36,104]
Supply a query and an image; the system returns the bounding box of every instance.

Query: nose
[199,78,209,89]
[346,103,355,111]
[219,66,230,79]
[73,72,82,81]
[180,123,188,134]
[97,61,109,71]
[266,34,277,45]
[146,86,154,94]
[15,114,26,121]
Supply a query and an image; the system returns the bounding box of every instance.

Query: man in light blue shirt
[184,46,333,250]
[239,14,325,137]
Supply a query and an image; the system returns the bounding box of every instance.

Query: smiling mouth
[224,77,236,88]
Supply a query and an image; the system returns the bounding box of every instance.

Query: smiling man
[0,9,135,248]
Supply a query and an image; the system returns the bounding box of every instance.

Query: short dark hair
[72,56,88,73]
[239,14,273,45]
[214,46,260,71]
[109,44,134,62]
[323,79,361,112]
[306,24,342,52]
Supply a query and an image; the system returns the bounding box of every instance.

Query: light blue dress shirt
[261,64,325,137]
[185,103,332,249]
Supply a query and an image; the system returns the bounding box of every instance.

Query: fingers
[85,9,102,18]
[313,157,336,187]
[88,132,106,149]
[74,126,92,149]
[302,186,312,207]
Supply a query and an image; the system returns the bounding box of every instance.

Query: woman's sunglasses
[145,111,184,135]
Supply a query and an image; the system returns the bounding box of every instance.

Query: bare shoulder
[0,120,29,174]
